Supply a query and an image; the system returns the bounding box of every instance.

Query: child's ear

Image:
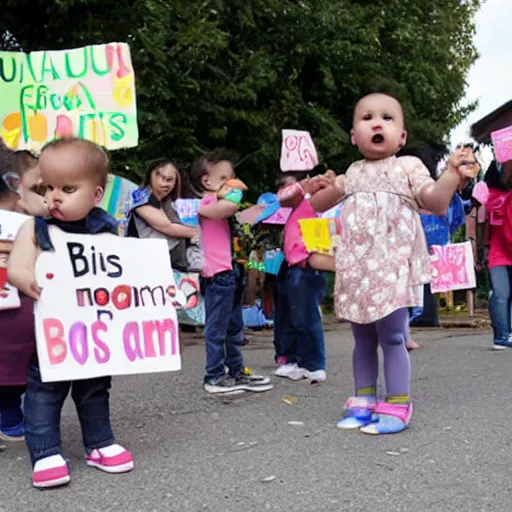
[399,130,408,148]
[200,174,210,190]
[94,186,104,205]
[350,129,356,146]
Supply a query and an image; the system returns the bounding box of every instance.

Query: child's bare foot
[406,339,420,351]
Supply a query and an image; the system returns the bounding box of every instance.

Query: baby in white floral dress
[305,91,478,434]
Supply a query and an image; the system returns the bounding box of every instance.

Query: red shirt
[487,188,512,268]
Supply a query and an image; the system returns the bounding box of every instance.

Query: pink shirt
[486,188,512,268]
[283,199,317,265]
[199,194,233,278]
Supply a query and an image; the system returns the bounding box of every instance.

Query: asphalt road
[1,325,510,512]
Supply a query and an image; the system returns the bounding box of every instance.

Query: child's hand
[19,276,41,301]
[186,227,201,241]
[301,176,332,195]
[448,147,480,181]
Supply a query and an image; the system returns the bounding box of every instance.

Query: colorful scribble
[430,242,476,294]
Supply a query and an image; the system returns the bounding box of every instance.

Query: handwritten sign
[280,129,319,172]
[34,228,182,382]
[491,126,512,164]
[429,242,476,294]
[0,43,138,152]
[175,199,200,227]
[0,210,30,310]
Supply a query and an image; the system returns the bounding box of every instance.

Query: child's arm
[198,198,239,219]
[308,253,335,272]
[418,149,479,215]
[135,205,199,238]
[7,219,41,301]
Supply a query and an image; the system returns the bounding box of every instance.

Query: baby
[8,138,133,488]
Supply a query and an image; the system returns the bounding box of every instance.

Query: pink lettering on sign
[491,125,512,164]
[280,129,319,172]
[429,242,476,294]
[42,318,112,365]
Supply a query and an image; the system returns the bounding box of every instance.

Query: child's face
[351,94,407,160]
[39,148,103,222]
[202,160,235,193]
[150,164,178,200]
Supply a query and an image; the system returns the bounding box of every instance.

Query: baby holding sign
[283,90,478,434]
[8,138,133,488]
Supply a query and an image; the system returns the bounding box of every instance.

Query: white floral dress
[334,156,434,324]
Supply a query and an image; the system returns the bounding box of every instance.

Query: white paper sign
[0,210,30,241]
[280,129,319,172]
[34,227,183,382]
[0,210,30,310]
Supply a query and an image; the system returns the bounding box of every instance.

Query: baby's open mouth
[372,134,384,144]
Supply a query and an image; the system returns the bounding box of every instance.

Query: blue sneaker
[0,421,24,441]
[336,396,377,430]
[492,339,512,351]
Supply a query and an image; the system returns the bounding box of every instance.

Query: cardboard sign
[175,199,200,227]
[34,228,183,382]
[0,43,138,152]
[280,130,319,172]
[429,242,476,293]
[0,210,30,310]
[491,125,512,164]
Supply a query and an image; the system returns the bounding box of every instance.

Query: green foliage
[2,0,481,196]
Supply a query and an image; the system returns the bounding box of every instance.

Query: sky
[450,0,512,150]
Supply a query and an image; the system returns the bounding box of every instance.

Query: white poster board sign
[280,129,319,172]
[0,210,30,310]
[34,227,183,382]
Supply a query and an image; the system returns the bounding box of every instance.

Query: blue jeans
[488,266,512,343]
[280,265,326,371]
[24,364,115,465]
[0,385,24,430]
[201,266,245,382]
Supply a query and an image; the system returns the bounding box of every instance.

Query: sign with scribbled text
[280,129,319,172]
[429,242,476,294]
[491,125,512,164]
[34,228,182,382]
[0,43,138,152]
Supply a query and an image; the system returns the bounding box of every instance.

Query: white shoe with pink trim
[86,444,134,473]
[32,454,70,489]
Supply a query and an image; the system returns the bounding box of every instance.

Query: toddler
[8,138,133,487]
[189,153,273,394]
[305,91,477,434]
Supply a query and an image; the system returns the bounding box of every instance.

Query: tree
[2,0,482,197]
